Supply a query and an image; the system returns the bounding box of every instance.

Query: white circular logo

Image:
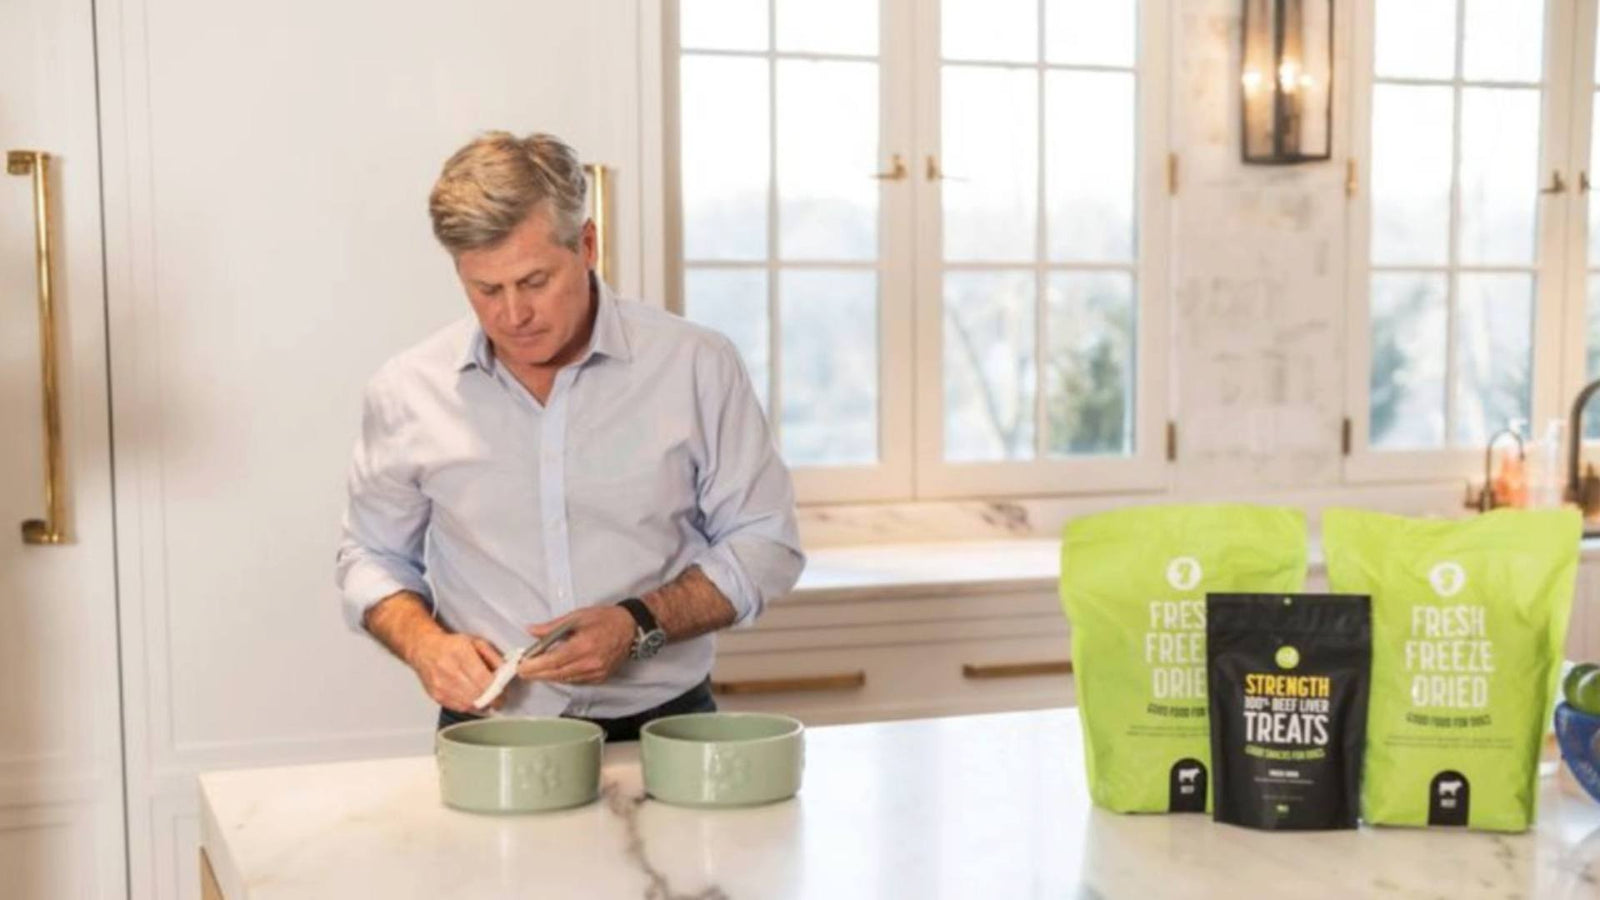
[1429,562,1467,598]
[1166,557,1203,591]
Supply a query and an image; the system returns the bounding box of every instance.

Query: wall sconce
[1241,0,1333,164]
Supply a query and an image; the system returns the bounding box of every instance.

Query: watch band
[617,597,659,634]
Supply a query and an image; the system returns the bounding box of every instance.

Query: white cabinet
[1,1,125,897]
[712,542,1074,725]
[92,2,662,897]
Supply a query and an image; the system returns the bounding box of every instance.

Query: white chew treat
[472,653,523,710]
[469,622,578,710]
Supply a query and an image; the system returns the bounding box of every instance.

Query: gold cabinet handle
[1540,170,1567,195]
[962,660,1073,680]
[8,150,66,545]
[582,163,613,287]
[711,671,866,696]
[871,154,907,181]
[1582,171,1592,194]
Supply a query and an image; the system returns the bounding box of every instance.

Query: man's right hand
[404,631,505,713]
[363,590,505,713]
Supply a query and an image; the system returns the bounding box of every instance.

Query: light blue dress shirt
[336,279,804,717]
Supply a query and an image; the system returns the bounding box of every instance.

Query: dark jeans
[436,677,717,742]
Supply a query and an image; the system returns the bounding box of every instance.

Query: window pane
[681,56,769,261]
[1454,273,1533,446]
[777,60,879,261]
[776,0,877,55]
[1046,70,1134,263]
[1045,0,1135,68]
[1458,88,1539,266]
[779,269,877,465]
[942,0,1036,62]
[1375,0,1456,80]
[944,271,1037,461]
[680,0,768,52]
[684,268,769,411]
[1045,271,1134,456]
[1463,0,1544,83]
[1370,84,1453,265]
[1370,273,1448,449]
[942,66,1038,262]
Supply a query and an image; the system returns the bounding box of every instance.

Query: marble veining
[200,709,1600,900]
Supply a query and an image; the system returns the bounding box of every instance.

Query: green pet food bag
[1061,504,1308,813]
[1323,508,1580,832]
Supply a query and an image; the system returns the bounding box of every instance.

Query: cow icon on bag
[1428,770,1470,826]
[1169,758,1207,813]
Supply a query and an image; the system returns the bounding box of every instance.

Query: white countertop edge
[786,536,1600,605]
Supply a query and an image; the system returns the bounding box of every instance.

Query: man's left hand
[517,605,636,685]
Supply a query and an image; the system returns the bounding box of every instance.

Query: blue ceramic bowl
[1554,702,1600,803]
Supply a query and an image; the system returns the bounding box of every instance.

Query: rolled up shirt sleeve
[335,375,432,631]
[691,337,805,626]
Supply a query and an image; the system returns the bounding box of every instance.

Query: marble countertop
[200,708,1600,900]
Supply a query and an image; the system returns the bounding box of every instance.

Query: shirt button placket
[543,372,576,615]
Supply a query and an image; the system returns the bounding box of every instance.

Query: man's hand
[362,591,508,713]
[517,605,635,685]
[406,631,506,713]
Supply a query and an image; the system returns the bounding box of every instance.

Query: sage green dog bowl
[436,717,603,814]
[640,712,805,807]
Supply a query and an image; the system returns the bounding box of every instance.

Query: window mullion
[766,6,782,437]
[1034,2,1049,459]
[1445,0,1467,447]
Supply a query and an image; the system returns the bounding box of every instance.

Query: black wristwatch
[617,597,667,660]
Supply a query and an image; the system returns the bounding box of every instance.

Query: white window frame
[665,0,916,505]
[667,0,1171,503]
[909,0,1172,499]
[1344,0,1576,484]
[1560,0,1600,432]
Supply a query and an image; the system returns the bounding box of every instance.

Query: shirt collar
[455,272,631,373]
[586,274,632,363]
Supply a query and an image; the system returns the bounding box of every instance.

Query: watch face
[634,629,668,660]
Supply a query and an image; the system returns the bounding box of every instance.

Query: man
[335,132,803,740]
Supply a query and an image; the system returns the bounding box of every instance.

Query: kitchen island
[198,708,1600,899]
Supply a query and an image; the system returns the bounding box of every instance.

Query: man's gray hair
[428,131,589,255]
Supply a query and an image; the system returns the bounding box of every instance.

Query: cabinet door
[0,0,126,897]
[93,1,655,896]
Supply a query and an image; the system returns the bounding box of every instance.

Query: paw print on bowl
[513,755,564,798]
[708,749,752,796]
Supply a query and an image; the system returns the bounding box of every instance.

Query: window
[1349,0,1571,480]
[1577,0,1600,438]
[675,0,914,502]
[673,0,1169,502]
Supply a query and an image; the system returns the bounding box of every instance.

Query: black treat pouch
[1206,593,1371,830]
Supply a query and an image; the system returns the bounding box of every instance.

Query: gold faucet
[1468,428,1525,512]
[1567,379,1600,518]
